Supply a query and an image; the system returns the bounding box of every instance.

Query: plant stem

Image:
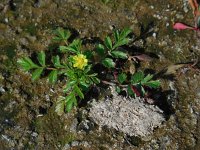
[46,67,57,70]
[102,80,128,87]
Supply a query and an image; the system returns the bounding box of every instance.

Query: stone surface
[0,0,200,149]
[89,87,165,137]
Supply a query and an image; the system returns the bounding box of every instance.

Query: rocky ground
[0,0,200,149]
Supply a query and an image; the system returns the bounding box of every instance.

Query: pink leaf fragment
[133,54,153,62]
[173,23,197,30]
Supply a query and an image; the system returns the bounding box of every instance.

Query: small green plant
[18,28,99,114]
[95,28,160,97]
[116,71,160,97]
[18,28,161,114]
[96,28,131,68]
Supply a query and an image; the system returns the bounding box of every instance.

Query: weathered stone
[89,87,165,137]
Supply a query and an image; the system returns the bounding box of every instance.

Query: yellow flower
[72,54,88,70]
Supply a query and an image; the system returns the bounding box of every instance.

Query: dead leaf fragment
[164,64,185,75]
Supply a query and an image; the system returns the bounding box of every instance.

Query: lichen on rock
[89,86,165,137]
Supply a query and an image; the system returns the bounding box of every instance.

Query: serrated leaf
[120,27,132,39]
[113,38,129,49]
[59,46,67,52]
[102,58,115,68]
[96,44,105,56]
[89,73,98,77]
[118,73,127,84]
[91,76,100,84]
[144,80,160,88]
[60,39,82,53]
[141,74,153,84]
[24,57,39,68]
[84,65,92,73]
[52,55,63,68]
[37,51,45,66]
[65,93,76,112]
[80,76,91,87]
[18,57,39,71]
[59,46,77,53]
[131,71,144,84]
[104,36,112,50]
[65,69,75,78]
[63,81,76,93]
[114,30,120,42]
[111,50,127,59]
[74,85,84,99]
[31,68,43,81]
[66,98,73,112]
[80,81,90,88]
[53,28,71,42]
[48,70,58,84]
[68,39,82,52]
[18,58,32,71]
[53,37,62,41]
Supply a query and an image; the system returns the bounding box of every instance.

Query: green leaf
[118,73,127,84]
[113,38,129,49]
[18,57,39,71]
[127,84,135,97]
[80,81,90,88]
[141,74,153,84]
[96,44,105,56]
[83,50,93,59]
[59,46,77,53]
[113,30,120,42]
[131,71,144,84]
[66,99,74,112]
[65,93,76,112]
[69,39,82,52]
[80,76,91,87]
[84,65,92,73]
[24,57,39,68]
[18,58,32,71]
[144,80,160,88]
[48,70,58,84]
[60,39,82,53]
[53,28,71,42]
[91,76,100,84]
[31,68,43,81]
[102,58,115,68]
[63,81,76,93]
[37,51,45,66]
[115,86,121,93]
[52,55,63,68]
[104,36,112,50]
[88,73,98,77]
[120,27,132,39]
[111,51,127,59]
[65,69,75,78]
[74,85,84,99]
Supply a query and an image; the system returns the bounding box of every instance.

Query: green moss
[24,23,37,36]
